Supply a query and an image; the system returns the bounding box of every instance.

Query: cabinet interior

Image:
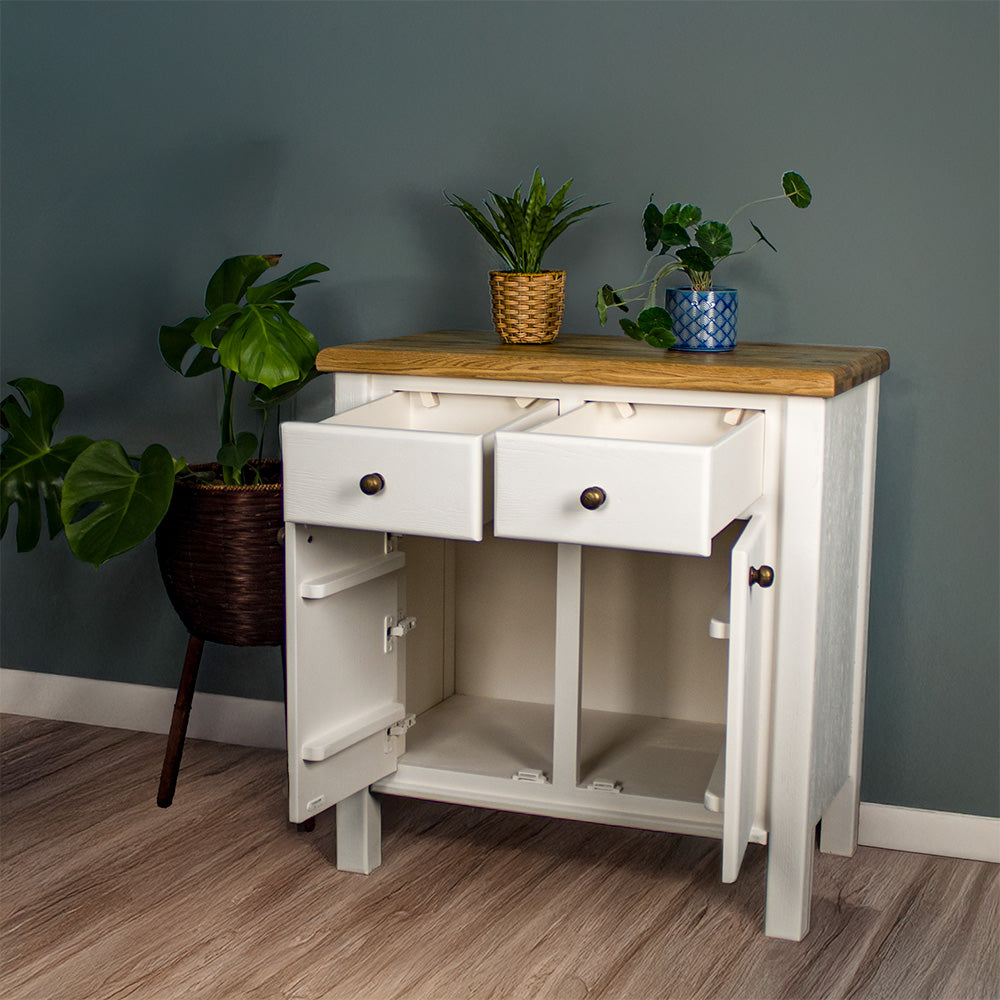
[395,520,743,808]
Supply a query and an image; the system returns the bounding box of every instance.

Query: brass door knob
[580,486,607,510]
[359,473,385,495]
[749,565,775,588]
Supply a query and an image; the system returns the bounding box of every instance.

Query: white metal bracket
[587,778,623,793]
[512,768,549,784]
[384,613,417,653]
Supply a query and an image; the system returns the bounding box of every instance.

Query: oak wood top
[316,330,890,397]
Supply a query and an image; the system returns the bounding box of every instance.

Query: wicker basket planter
[154,461,284,648]
[489,270,566,344]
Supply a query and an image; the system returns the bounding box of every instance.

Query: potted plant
[1,252,328,806]
[447,168,605,344]
[596,171,811,351]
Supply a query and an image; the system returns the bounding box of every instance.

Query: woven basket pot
[155,461,284,647]
[489,269,566,344]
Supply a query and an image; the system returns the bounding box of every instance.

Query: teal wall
[2,1,997,817]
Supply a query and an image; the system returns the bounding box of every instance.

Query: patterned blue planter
[665,287,738,352]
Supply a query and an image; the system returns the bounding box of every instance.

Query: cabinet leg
[819,775,860,856]
[336,787,382,873]
[764,821,816,940]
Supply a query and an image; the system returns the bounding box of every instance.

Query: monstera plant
[1,254,328,567]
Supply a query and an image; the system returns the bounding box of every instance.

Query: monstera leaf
[158,315,221,379]
[210,302,320,389]
[61,439,177,567]
[0,378,93,551]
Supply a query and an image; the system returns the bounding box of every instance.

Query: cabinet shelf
[372,694,728,838]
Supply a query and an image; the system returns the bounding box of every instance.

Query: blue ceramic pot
[665,287,738,352]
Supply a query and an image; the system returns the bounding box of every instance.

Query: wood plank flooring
[2,714,996,1000]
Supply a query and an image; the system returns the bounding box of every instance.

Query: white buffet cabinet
[281,331,889,940]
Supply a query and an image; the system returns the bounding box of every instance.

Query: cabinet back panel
[404,526,738,723]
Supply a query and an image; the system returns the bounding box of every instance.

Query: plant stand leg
[157,633,205,808]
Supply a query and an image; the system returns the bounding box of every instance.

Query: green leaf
[637,306,673,334]
[621,308,675,349]
[663,203,701,228]
[750,220,779,253]
[782,171,812,209]
[643,203,663,251]
[695,221,733,260]
[448,193,517,269]
[536,201,606,266]
[158,316,220,378]
[636,307,675,349]
[1,379,93,551]
[676,246,716,272]
[449,173,603,272]
[216,303,319,389]
[597,291,608,326]
[677,204,702,228]
[246,262,329,304]
[61,441,175,567]
[191,304,240,350]
[250,367,322,410]
[658,222,691,249]
[204,255,279,311]
[217,431,258,474]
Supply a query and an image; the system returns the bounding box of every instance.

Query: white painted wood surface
[722,514,769,883]
[282,393,557,540]
[494,403,764,555]
[283,366,883,939]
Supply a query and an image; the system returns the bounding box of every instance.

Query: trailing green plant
[597,172,811,348]
[1,254,328,566]
[446,168,605,273]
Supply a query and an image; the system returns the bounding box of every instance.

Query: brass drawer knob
[580,486,607,510]
[749,565,774,588]
[359,473,385,496]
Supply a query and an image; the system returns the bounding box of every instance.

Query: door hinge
[384,613,417,653]
[385,713,416,753]
[388,714,416,737]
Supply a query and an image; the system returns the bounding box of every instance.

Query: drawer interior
[527,400,760,446]
[325,391,550,443]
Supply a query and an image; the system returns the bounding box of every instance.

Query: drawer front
[283,394,559,540]
[494,408,765,556]
[283,422,485,539]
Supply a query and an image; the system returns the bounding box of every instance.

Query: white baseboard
[858,801,999,864]
[3,669,998,864]
[0,667,285,750]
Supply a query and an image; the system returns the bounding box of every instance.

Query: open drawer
[282,391,557,540]
[494,401,764,555]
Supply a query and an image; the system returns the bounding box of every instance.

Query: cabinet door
[722,514,769,882]
[286,531,408,824]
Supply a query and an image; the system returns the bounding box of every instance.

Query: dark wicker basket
[155,461,285,647]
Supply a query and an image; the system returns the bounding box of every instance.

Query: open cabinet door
[286,526,409,824]
[722,514,769,882]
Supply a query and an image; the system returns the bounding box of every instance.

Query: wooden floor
[2,715,996,1000]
